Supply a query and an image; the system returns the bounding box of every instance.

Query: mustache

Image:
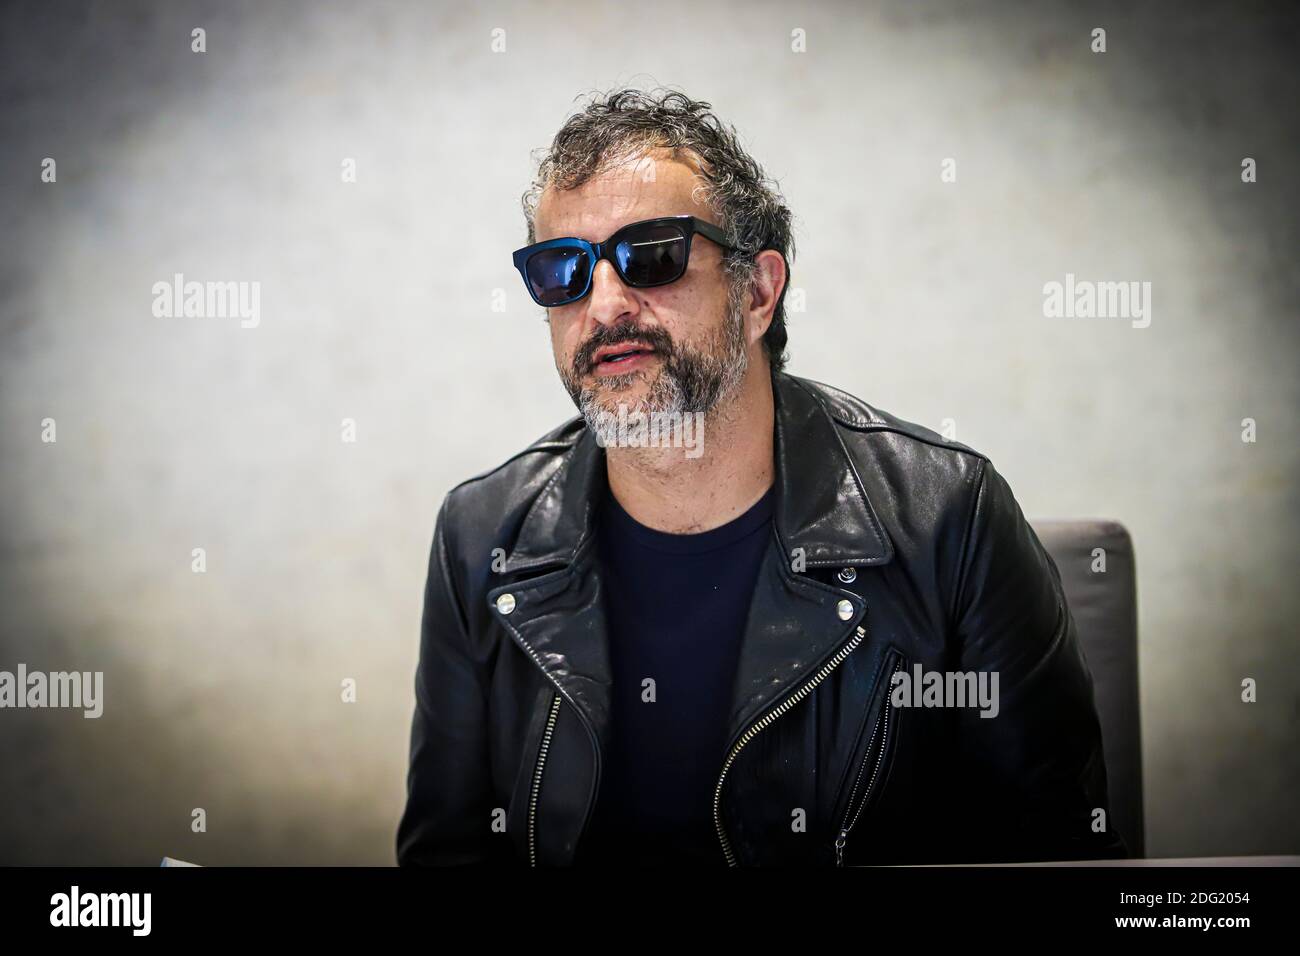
[573,323,675,373]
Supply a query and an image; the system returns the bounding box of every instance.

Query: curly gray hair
[521,88,796,373]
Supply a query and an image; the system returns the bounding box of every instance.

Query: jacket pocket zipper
[835,652,904,866]
[528,693,562,867]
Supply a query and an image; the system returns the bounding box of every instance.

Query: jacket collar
[503,368,894,574]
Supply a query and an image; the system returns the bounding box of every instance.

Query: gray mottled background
[0,0,1295,864]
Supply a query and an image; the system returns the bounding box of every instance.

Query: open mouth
[593,343,658,370]
[599,347,653,366]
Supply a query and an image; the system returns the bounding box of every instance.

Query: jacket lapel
[723,372,894,746]
[490,428,615,760]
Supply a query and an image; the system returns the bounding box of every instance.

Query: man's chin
[582,378,670,421]
[584,368,653,401]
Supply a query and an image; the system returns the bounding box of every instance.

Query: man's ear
[745,249,787,343]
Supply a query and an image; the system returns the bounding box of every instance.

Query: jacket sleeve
[950,458,1129,862]
[396,495,505,865]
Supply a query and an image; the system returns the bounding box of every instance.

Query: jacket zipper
[528,693,562,867]
[713,623,868,867]
[497,594,601,868]
[834,655,904,866]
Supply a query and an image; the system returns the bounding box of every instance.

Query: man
[396,88,1126,866]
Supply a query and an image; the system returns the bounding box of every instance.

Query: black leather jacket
[397,369,1127,866]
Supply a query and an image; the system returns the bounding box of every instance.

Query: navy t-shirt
[575,481,776,866]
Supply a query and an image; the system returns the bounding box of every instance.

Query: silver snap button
[837,567,857,584]
[495,593,516,615]
[836,599,854,621]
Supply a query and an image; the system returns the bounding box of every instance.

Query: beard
[557,288,750,436]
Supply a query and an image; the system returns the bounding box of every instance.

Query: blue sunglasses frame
[511,215,740,307]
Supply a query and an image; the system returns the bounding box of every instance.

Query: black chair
[1032,519,1145,857]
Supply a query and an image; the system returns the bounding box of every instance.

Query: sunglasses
[512,215,741,308]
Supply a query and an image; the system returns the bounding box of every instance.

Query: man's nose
[585,259,638,326]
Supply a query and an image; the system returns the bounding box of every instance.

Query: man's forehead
[534,152,711,242]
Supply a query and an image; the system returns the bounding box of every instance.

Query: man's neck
[603,363,776,534]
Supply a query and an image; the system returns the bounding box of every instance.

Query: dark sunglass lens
[526,248,590,305]
[615,225,687,286]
